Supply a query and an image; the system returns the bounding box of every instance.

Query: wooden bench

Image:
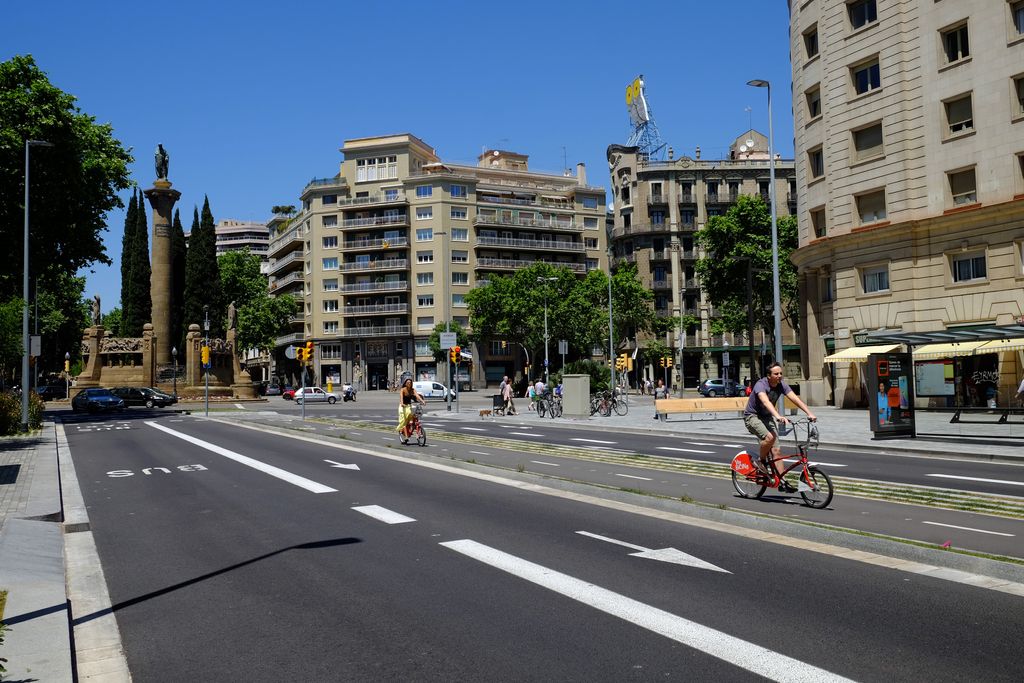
[655,395,800,421]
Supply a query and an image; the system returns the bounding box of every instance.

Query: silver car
[293,386,339,404]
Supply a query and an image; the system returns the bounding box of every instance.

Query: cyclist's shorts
[744,413,777,440]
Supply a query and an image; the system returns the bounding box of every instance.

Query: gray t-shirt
[744,377,792,417]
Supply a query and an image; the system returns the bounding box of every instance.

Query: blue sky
[6,1,795,313]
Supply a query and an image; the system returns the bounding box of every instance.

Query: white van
[413,381,455,400]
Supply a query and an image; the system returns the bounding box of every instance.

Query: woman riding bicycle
[743,363,816,492]
[396,377,425,438]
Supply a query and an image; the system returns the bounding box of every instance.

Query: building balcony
[336,193,407,209]
[476,257,585,273]
[679,220,697,232]
[274,331,305,347]
[652,280,671,290]
[473,214,582,232]
[705,192,738,205]
[610,222,670,240]
[270,270,304,291]
[338,280,409,294]
[339,214,408,229]
[336,325,411,339]
[268,250,305,276]
[475,236,585,252]
[341,303,409,316]
[300,176,348,198]
[650,250,669,260]
[343,236,409,251]
[649,194,667,205]
[612,253,637,265]
[678,194,697,204]
[478,195,573,210]
[339,258,409,273]
[683,278,699,289]
[288,314,305,325]
[268,224,303,258]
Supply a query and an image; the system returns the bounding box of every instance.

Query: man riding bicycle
[743,363,816,492]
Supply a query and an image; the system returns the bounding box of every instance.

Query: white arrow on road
[577,531,730,573]
[324,459,360,470]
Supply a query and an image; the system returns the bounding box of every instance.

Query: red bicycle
[730,418,834,508]
[400,404,427,447]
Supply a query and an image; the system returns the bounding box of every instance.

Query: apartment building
[267,133,607,389]
[606,133,797,388]
[789,0,1024,407]
[213,219,271,268]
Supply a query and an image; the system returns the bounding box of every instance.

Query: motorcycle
[342,383,357,402]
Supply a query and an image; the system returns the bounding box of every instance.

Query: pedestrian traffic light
[305,341,314,364]
[201,345,210,367]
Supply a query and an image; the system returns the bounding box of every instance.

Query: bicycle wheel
[416,424,427,447]
[599,399,612,417]
[799,466,834,509]
[613,398,628,416]
[550,400,562,418]
[537,400,547,418]
[590,398,599,416]
[731,470,767,499]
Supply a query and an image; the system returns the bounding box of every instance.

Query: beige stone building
[789,0,1024,408]
[267,133,607,390]
[606,134,797,389]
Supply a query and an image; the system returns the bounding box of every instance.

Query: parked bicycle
[537,391,562,418]
[729,418,833,508]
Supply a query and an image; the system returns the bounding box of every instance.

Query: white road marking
[576,531,729,573]
[722,444,744,448]
[509,432,544,437]
[352,505,416,524]
[926,473,1024,487]
[571,438,617,445]
[498,424,524,429]
[615,473,652,481]
[234,403,245,409]
[441,540,847,682]
[461,427,487,432]
[531,460,561,467]
[469,450,491,456]
[921,521,1015,537]
[657,446,714,454]
[324,459,360,470]
[145,422,336,494]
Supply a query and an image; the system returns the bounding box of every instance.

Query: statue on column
[227,300,237,330]
[91,294,101,326]
[155,144,169,180]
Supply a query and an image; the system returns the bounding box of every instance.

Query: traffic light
[616,354,627,371]
[305,341,314,364]
[659,357,665,368]
[665,356,673,368]
[201,345,210,367]
[64,358,70,373]
[450,345,461,364]
[295,345,304,362]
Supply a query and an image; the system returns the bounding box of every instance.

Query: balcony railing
[275,332,305,347]
[335,193,407,208]
[302,176,348,195]
[288,314,305,325]
[340,214,408,229]
[705,192,739,204]
[649,194,667,205]
[610,222,670,240]
[336,325,411,338]
[340,258,409,273]
[268,225,303,257]
[678,194,697,204]
[341,303,409,316]
[476,257,585,273]
[650,250,669,260]
[268,250,304,276]
[476,236,585,252]
[473,214,581,232]
[478,195,573,209]
[270,270,304,290]
[684,278,699,289]
[339,280,409,293]
[652,280,670,289]
[343,236,409,251]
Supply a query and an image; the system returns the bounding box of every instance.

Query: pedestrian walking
[652,378,667,420]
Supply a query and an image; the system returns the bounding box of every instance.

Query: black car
[36,385,68,400]
[698,378,742,397]
[110,386,178,408]
[71,388,125,413]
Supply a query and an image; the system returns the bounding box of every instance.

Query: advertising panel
[914,359,954,396]
[867,353,915,438]
[625,76,650,126]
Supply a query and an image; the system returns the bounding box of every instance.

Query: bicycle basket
[412,403,424,417]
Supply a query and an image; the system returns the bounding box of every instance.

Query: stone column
[144,180,181,365]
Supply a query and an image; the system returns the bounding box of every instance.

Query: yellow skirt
[397,404,413,433]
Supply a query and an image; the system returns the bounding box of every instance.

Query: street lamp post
[22,139,53,431]
[172,346,178,399]
[747,79,784,376]
[64,352,70,400]
[537,276,557,386]
[203,306,210,417]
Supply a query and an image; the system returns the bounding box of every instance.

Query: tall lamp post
[537,276,557,386]
[22,139,54,431]
[172,346,178,399]
[203,306,210,417]
[64,352,70,400]
[747,79,784,376]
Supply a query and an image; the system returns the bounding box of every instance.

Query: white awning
[823,344,901,363]
[975,337,1024,354]
[912,341,987,360]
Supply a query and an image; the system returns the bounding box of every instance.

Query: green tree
[182,198,222,338]
[610,262,657,342]
[101,306,122,337]
[169,209,187,349]
[694,194,799,347]
[122,192,151,336]
[218,249,295,353]
[0,298,22,385]
[119,190,138,329]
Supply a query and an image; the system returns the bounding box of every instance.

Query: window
[323,321,339,334]
[810,207,827,238]
[1013,1,1024,36]
[321,344,341,360]
[321,257,338,270]
[490,340,511,356]
[948,168,977,205]
[415,340,431,356]
[852,58,881,95]
[808,146,824,179]
[856,190,887,224]
[416,185,433,198]
[452,294,466,307]
[450,185,467,198]
[322,215,337,228]
[416,207,433,220]
[585,238,599,249]
[452,228,469,241]
[942,23,970,64]
[323,278,338,292]
[322,194,337,205]
[804,25,819,59]
[945,94,974,136]
[452,272,468,285]
[821,273,834,303]
[652,210,665,224]
[586,258,599,271]
[451,250,468,263]
[323,300,339,313]
[853,122,884,161]
[417,272,434,285]
[584,217,598,229]
[416,228,433,241]
[356,155,398,182]
[1013,75,1024,118]
[451,207,467,220]
[582,196,598,209]
[848,0,877,30]
[806,85,822,119]
[952,252,986,282]
[384,188,399,201]
[417,316,434,330]
[862,265,889,293]
[620,186,631,204]
[681,209,695,225]
[322,236,338,249]
[417,250,433,263]
[417,294,434,307]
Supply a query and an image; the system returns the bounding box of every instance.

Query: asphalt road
[64,411,1024,681]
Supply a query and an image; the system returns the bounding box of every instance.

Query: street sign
[544,359,549,367]
[440,332,457,349]
[558,340,568,355]
[30,335,41,357]
[284,345,297,359]
[722,351,730,366]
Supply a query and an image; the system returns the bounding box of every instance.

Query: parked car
[71,388,125,413]
[110,386,178,408]
[697,378,742,398]
[293,386,338,404]
[281,386,296,400]
[413,381,455,401]
[36,385,68,401]
[265,384,282,396]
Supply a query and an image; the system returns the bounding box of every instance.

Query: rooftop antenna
[625,75,667,160]
[745,106,752,134]
[562,146,568,174]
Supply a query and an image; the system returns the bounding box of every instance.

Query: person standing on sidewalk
[652,378,667,420]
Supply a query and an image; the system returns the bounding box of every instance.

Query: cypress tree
[170,208,187,349]
[199,196,223,338]
[183,199,222,337]
[127,193,152,335]
[119,190,138,334]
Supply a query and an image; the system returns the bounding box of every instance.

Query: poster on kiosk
[867,352,916,438]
